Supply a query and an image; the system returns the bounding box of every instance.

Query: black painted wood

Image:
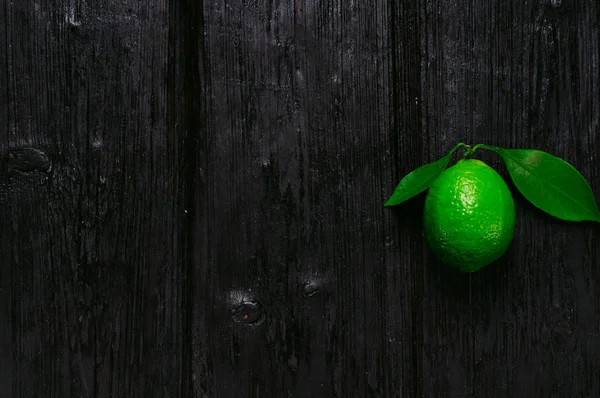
[2,0,599,397]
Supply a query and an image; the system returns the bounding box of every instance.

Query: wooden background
[1,0,599,397]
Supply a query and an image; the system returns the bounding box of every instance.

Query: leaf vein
[502,151,597,215]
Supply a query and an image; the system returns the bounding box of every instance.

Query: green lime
[423,159,515,272]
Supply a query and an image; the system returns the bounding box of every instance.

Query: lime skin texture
[423,159,516,272]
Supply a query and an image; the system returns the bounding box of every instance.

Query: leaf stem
[453,142,468,153]
[475,144,499,152]
[452,142,469,158]
[464,143,498,158]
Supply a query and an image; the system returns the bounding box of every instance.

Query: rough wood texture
[2,0,599,397]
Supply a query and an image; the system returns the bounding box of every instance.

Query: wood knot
[550,0,562,7]
[230,301,263,325]
[6,148,51,173]
[302,280,321,298]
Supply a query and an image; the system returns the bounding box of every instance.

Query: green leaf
[384,143,465,207]
[491,147,600,222]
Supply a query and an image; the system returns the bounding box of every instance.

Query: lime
[423,159,515,272]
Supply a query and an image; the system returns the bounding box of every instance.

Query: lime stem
[463,143,497,158]
[463,144,473,158]
[455,142,468,151]
[450,142,468,158]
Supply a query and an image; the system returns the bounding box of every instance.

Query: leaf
[492,147,600,222]
[384,143,465,207]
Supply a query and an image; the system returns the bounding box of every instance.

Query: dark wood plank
[0,3,12,397]
[198,0,424,396]
[424,0,600,397]
[1,1,196,397]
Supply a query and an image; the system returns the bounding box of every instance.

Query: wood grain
[2,0,192,396]
[2,0,599,397]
